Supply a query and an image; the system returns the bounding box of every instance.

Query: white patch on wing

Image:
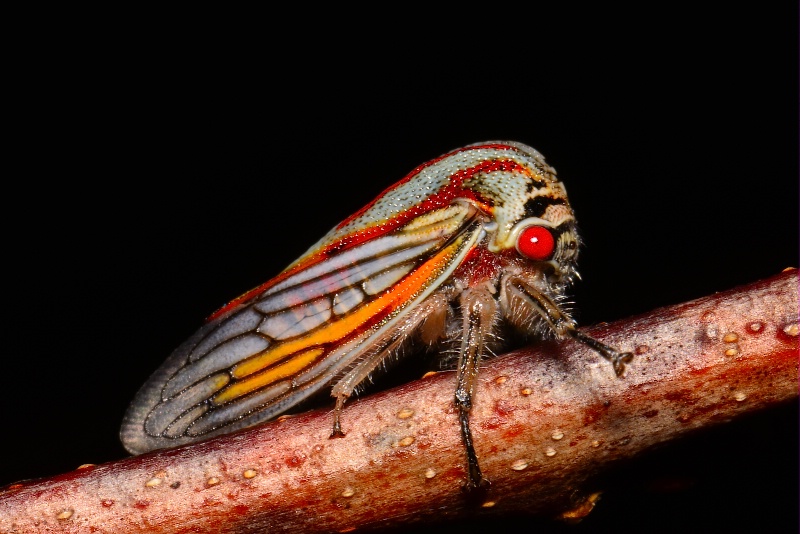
[332,287,365,315]
[258,297,332,340]
[255,242,436,313]
[362,263,414,295]
[270,205,471,293]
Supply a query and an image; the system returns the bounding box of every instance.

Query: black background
[4,5,798,533]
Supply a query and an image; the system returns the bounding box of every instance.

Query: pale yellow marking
[341,487,355,498]
[215,347,324,404]
[402,204,466,231]
[396,408,414,419]
[243,469,258,479]
[394,436,415,447]
[56,509,74,520]
[211,373,231,389]
[723,332,739,343]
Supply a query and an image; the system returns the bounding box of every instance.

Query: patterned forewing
[122,140,564,454]
[122,203,478,452]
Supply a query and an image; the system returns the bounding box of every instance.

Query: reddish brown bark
[1,270,797,533]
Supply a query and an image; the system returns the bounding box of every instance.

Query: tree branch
[2,270,797,533]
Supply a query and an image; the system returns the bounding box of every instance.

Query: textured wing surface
[120,203,482,453]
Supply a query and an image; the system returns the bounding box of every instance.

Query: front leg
[503,273,634,375]
[570,329,633,376]
[455,285,498,491]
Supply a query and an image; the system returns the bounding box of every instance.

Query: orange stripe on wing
[230,239,462,381]
[212,347,324,405]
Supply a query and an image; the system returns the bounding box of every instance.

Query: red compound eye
[516,226,555,261]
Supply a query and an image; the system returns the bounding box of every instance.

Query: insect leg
[570,329,633,376]
[329,292,454,438]
[329,331,412,438]
[503,274,633,375]
[455,286,498,491]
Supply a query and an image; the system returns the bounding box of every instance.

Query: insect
[121,141,633,490]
